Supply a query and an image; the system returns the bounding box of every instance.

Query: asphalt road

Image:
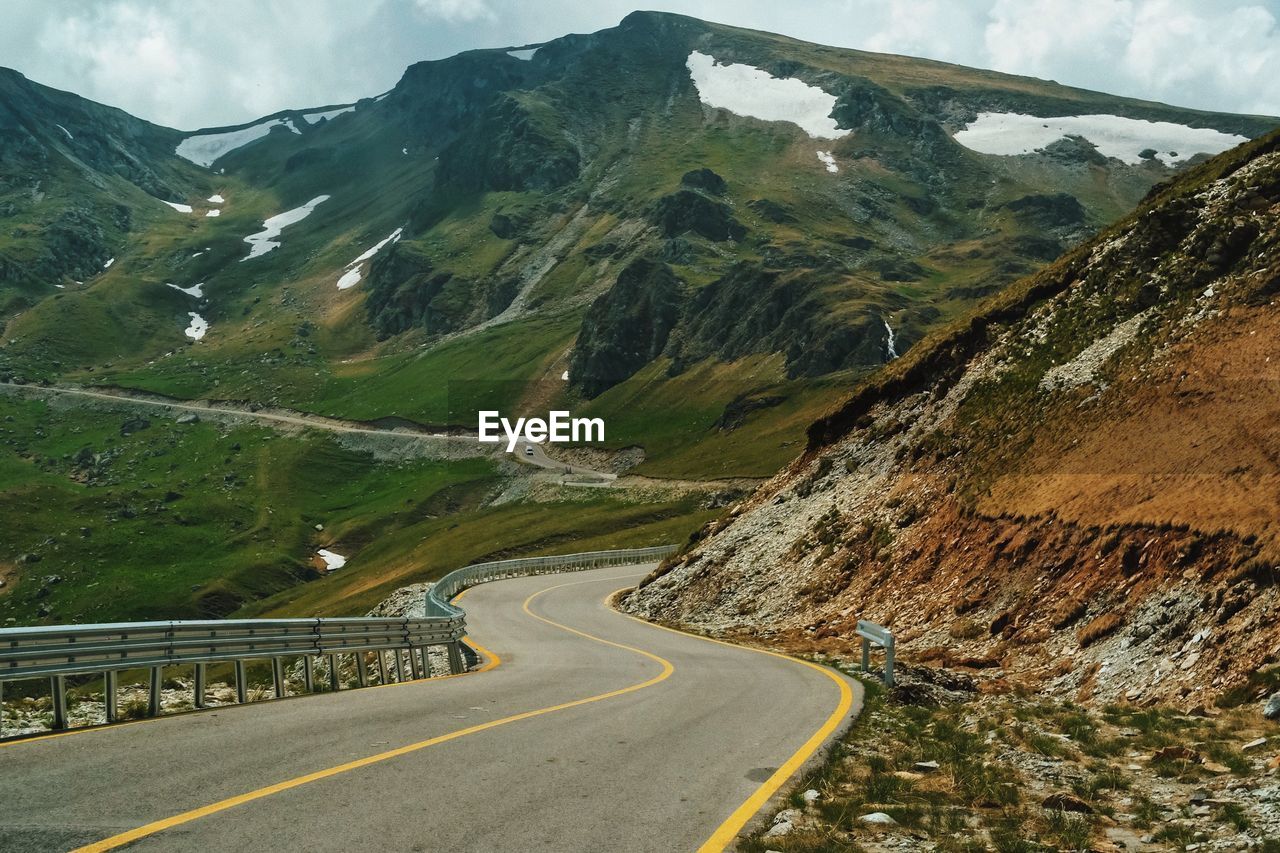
[0,566,860,853]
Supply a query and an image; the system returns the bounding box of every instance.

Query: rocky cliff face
[625,131,1280,707]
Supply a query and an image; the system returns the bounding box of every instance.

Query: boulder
[1042,792,1093,813]
[680,168,727,195]
[1263,690,1280,720]
[858,812,898,825]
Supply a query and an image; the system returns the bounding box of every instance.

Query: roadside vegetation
[744,670,1280,852]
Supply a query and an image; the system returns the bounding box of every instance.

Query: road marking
[611,596,858,853]
[71,574,669,853]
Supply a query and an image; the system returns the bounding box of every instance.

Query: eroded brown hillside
[625,132,1280,708]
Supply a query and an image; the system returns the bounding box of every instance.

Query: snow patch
[175,117,302,168]
[53,283,64,289]
[561,370,569,381]
[183,312,208,341]
[336,267,363,290]
[207,194,225,203]
[317,549,346,571]
[507,47,539,61]
[241,195,330,261]
[103,258,114,269]
[55,124,73,141]
[336,226,402,289]
[205,209,220,217]
[303,106,356,124]
[160,200,193,214]
[816,151,838,173]
[953,113,1247,166]
[166,282,204,298]
[685,51,848,140]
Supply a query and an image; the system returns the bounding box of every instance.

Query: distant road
[0,566,860,852]
[0,381,615,482]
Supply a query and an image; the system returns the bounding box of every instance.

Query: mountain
[0,11,1276,627]
[624,129,1280,707]
[0,11,1275,480]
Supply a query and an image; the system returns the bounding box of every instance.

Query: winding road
[0,381,615,482]
[0,565,861,852]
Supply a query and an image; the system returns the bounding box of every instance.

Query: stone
[801,789,820,804]
[859,812,898,826]
[175,413,199,425]
[1263,691,1280,721]
[1243,738,1268,752]
[1153,745,1203,763]
[913,760,940,772]
[1042,793,1093,813]
[1202,761,1231,774]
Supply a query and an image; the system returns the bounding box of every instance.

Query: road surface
[0,566,859,852]
[0,381,615,482]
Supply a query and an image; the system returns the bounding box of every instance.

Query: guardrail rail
[0,544,677,738]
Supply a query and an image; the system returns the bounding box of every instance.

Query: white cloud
[413,0,494,22]
[0,0,1276,129]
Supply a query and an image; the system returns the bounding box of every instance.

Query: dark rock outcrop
[652,189,745,242]
[570,258,683,397]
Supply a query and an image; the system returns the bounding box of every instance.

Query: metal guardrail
[0,544,677,738]
[425,545,679,617]
[856,619,895,686]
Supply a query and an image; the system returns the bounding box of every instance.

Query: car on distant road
[524,445,535,457]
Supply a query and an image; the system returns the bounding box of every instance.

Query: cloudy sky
[3,0,1279,129]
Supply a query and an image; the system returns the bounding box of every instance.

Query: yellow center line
[609,593,858,853]
[72,573,668,853]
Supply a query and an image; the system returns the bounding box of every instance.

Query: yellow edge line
[71,575,669,853]
[611,593,857,853]
[2,592,498,751]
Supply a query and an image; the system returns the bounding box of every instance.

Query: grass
[0,394,497,623]
[742,676,1280,853]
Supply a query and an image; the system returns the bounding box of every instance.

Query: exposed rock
[680,168,727,195]
[570,257,683,397]
[1263,691,1280,720]
[175,413,199,425]
[1042,792,1093,813]
[119,417,150,436]
[652,189,745,242]
[858,812,898,825]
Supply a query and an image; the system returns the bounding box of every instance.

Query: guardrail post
[376,651,388,685]
[418,647,429,678]
[860,637,870,673]
[149,667,163,717]
[0,680,4,738]
[303,656,315,693]
[355,653,368,687]
[51,675,68,730]
[105,671,118,722]
[408,647,422,680]
[446,642,464,675]
[234,660,248,704]
[193,664,207,709]
[884,638,895,687]
[328,654,340,691]
[271,657,286,699]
